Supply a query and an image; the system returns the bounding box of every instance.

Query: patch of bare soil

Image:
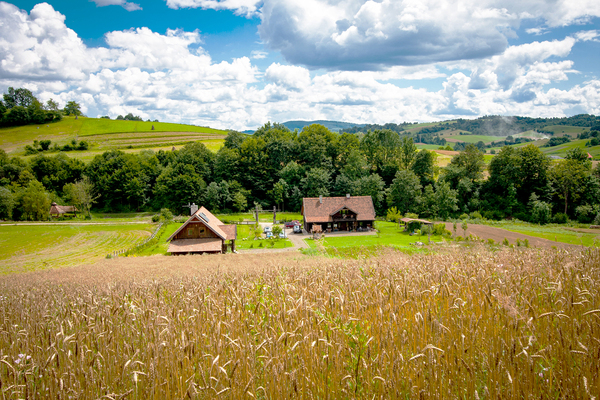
[443,223,575,249]
[435,150,459,156]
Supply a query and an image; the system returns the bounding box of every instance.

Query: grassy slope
[500,223,600,246]
[306,221,445,251]
[0,116,229,159]
[0,223,154,274]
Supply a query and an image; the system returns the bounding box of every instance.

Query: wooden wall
[174,221,219,240]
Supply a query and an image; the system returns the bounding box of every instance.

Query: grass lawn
[499,223,600,247]
[305,221,445,252]
[0,223,154,274]
[134,223,181,256]
[234,224,294,250]
[217,212,303,223]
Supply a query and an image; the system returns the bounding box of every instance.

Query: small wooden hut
[166,206,236,255]
[49,202,78,218]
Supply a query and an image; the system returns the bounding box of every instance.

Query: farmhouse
[301,195,375,233]
[166,206,237,255]
[49,202,78,218]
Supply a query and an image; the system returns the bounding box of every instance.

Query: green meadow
[0,222,154,274]
[305,221,445,251]
[500,223,600,247]
[442,134,508,144]
[541,125,588,136]
[0,116,228,159]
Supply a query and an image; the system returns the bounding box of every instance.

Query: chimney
[319,195,323,204]
[190,203,198,215]
[346,193,350,199]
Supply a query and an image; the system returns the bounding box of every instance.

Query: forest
[1,121,599,224]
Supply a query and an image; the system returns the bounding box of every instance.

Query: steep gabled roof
[49,202,78,214]
[301,196,376,223]
[167,206,231,242]
[329,205,360,216]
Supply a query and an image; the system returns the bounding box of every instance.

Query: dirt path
[443,223,577,249]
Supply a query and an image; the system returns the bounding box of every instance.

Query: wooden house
[166,206,237,255]
[301,195,376,233]
[49,202,78,218]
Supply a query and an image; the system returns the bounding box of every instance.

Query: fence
[107,222,164,258]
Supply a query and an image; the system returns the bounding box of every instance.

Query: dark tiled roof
[302,196,375,223]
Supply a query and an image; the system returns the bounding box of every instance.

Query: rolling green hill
[0,117,229,161]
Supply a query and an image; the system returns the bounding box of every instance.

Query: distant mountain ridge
[282,120,366,132]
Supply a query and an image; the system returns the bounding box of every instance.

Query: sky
[0,0,599,131]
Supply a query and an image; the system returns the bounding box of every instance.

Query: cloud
[251,50,268,59]
[526,27,549,35]
[575,30,600,42]
[165,0,261,16]
[265,63,310,90]
[256,0,600,70]
[91,0,142,11]
[1,2,599,131]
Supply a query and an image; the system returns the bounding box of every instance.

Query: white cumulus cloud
[0,2,599,131]
[91,0,142,11]
[257,0,600,70]
[165,0,261,16]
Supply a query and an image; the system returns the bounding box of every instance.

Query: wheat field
[0,247,599,398]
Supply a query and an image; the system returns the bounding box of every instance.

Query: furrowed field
[1,247,599,398]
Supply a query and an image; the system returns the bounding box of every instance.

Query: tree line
[0,87,84,128]
[0,122,599,223]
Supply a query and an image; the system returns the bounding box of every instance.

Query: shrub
[459,213,469,220]
[386,206,402,223]
[503,238,509,246]
[552,213,568,224]
[487,238,495,245]
[482,210,503,220]
[432,223,450,237]
[513,212,530,222]
[529,194,552,225]
[404,213,419,219]
[575,205,595,223]
[469,211,483,220]
[160,208,174,221]
[151,215,160,223]
[39,140,52,151]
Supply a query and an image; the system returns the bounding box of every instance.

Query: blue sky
[1,0,599,130]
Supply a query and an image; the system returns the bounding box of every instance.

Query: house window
[187,228,193,237]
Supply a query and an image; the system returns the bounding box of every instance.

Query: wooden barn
[166,206,237,255]
[49,202,78,218]
[301,195,376,233]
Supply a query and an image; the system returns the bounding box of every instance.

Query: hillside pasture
[539,139,600,159]
[0,223,154,274]
[0,248,598,398]
[441,134,507,144]
[541,125,588,136]
[0,117,228,158]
